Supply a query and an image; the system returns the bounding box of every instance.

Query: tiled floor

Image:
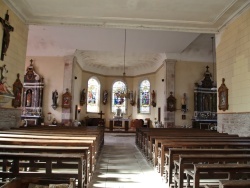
[88,133,166,188]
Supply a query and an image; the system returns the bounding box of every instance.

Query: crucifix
[0,10,14,61]
[98,111,105,119]
[98,111,105,126]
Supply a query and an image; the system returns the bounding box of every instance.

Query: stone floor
[88,132,166,188]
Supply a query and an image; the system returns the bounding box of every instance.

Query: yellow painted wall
[154,64,166,126]
[216,7,250,113]
[0,1,28,108]
[72,59,83,122]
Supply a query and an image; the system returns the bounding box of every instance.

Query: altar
[109,118,130,131]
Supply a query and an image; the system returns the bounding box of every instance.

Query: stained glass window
[87,77,100,113]
[139,80,150,113]
[112,81,127,114]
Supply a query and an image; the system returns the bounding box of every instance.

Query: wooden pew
[0,152,85,188]
[137,128,224,151]
[157,140,250,177]
[0,127,103,186]
[151,134,240,165]
[166,148,250,186]
[136,128,236,160]
[174,154,250,188]
[0,177,76,188]
[147,133,238,160]
[219,180,250,188]
[0,145,90,185]
[0,127,104,171]
[189,163,250,188]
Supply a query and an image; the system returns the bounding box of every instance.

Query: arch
[87,77,100,113]
[138,79,150,114]
[112,80,127,115]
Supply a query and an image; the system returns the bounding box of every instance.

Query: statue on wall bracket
[129,91,136,106]
[218,78,229,111]
[167,91,176,112]
[12,73,23,108]
[80,88,86,106]
[52,89,58,110]
[151,90,156,107]
[102,90,108,105]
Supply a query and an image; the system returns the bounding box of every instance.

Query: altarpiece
[21,60,44,125]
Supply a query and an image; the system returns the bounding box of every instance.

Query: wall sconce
[77,107,81,113]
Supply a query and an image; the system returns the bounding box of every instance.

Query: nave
[89,132,166,188]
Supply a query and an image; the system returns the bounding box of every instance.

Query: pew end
[0,177,76,188]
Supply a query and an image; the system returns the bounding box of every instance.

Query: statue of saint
[52,90,58,106]
[151,90,156,107]
[181,93,187,105]
[80,89,86,105]
[103,90,108,105]
[26,90,32,107]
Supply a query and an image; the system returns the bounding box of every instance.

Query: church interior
[0,0,250,187]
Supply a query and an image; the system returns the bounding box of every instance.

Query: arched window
[112,81,127,114]
[139,79,150,113]
[87,77,100,113]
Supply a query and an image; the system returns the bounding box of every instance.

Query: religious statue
[80,88,86,106]
[114,107,123,119]
[151,90,156,107]
[26,90,32,107]
[0,64,7,81]
[52,90,58,109]
[12,73,23,108]
[129,91,135,106]
[52,118,57,125]
[0,10,14,60]
[0,64,14,96]
[102,90,108,105]
[181,93,187,112]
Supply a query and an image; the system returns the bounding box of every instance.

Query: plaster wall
[0,1,28,129]
[72,59,83,122]
[0,1,28,108]
[216,7,250,136]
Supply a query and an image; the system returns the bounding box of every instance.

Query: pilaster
[61,55,74,125]
[164,59,176,127]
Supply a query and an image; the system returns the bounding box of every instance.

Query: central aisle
[89,133,166,188]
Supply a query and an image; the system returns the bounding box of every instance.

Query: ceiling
[3,0,250,76]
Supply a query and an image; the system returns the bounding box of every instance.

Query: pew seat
[0,152,85,188]
[0,177,76,188]
[186,163,250,188]
[219,180,250,188]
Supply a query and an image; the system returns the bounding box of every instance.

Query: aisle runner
[89,133,166,188]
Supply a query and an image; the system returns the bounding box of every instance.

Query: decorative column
[164,59,176,128]
[61,55,74,125]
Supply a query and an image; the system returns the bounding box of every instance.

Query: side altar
[21,60,44,125]
[192,66,217,130]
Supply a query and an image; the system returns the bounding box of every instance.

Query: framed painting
[62,88,72,109]
[218,78,228,111]
[167,92,176,112]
